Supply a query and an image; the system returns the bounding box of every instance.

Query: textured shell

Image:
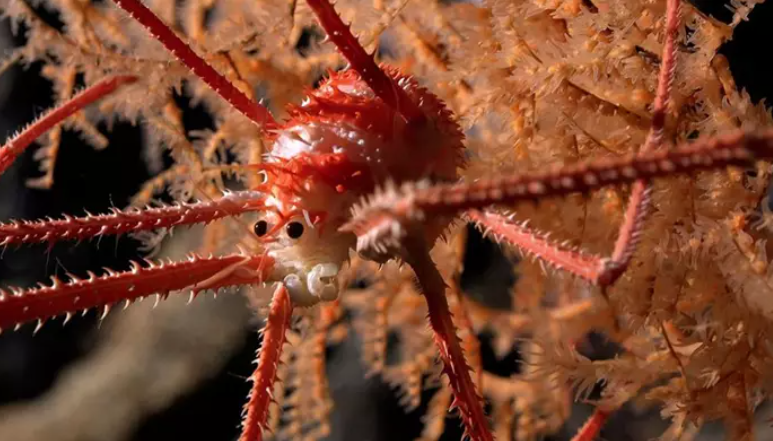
[257,66,466,288]
[267,67,465,217]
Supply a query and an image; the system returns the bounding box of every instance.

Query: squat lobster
[0,0,772,440]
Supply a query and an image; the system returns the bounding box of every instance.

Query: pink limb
[110,0,276,130]
[607,0,680,272]
[239,283,293,441]
[0,190,266,247]
[0,253,274,333]
[570,408,610,441]
[404,239,493,441]
[305,0,427,125]
[465,210,616,285]
[0,75,137,177]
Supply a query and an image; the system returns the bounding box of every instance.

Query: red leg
[571,408,610,441]
[0,75,137,177]
[405,0,682,288]
[343,0,689,286]
[404,239,493,441]
[239,283,293,441]
[341,128,773,258]
[305,0,426,125]
[465,210,611,284]
[110,0,276,130]
[607,0,680,273]
[0,190,267,247]
[0,253,275,333]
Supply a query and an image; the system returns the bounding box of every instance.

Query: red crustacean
[1,0,773,440]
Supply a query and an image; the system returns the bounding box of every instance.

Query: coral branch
[305,0,426,125]
[0,253,274,333]
[570,408,609,441]
[404,240,493,441]
[110,0,276,130]
[0,190,266,247]
[239,283,293,441]
[342,129,773,252]
[0,75,137,177]
[466,210,608,284]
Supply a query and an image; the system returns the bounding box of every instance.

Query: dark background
[0,1,771,440]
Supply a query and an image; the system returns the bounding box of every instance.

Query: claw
[282,263,340,306]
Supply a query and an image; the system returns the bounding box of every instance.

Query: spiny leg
[403,238,493,441]
[0,188,272,332]
[340,131,773,441]
[0,252,274,333]
[0,190,267,247]
[0,75,137,177]
[570,408,610,441]
[305,0,426,125]
[239,283,293,441]
[341,128,773,254]
[605,0,680,278]
[456,0,681,287]
[109,0,276,130]
[464,210,610,284]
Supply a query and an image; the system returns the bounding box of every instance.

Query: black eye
[285,221,304,239]
[254,220,269,237]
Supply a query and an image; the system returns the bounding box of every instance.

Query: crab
[0,0,772,440]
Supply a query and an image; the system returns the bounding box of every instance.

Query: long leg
[110,0,276,130]
[404,238,493,441]
[341,128,773,257]
[571,408,610,441]
[392,0,680,289]
[239,283,293,441]
[0,252,274,333]
[1,0,278,179]
[0,75,137,177]
[466,0,680,287]
[305,0,426,125]
[0,190,266,247]
[604,0,681,277]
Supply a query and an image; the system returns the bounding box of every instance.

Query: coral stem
[0,75,137,176]
[110,0,276,130]
[305,0,426,125]
[0,253,274,332]
[0,191,266,247]
[404,240,493,441]
[239,283,293,441]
